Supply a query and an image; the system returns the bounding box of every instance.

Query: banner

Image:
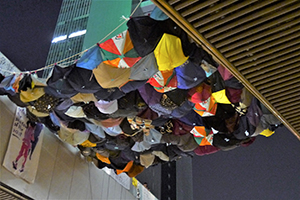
[3,107,44,183]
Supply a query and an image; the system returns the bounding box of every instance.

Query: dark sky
[193,126,300,200]
[0,0,62,71]
[1,2,300,200]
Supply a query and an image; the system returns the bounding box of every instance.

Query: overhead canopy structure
[151,0,300,140]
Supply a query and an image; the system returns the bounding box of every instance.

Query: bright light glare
[51,35,67,43]
[68,30,87,38]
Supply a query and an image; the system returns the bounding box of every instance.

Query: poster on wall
[3,107,44,183]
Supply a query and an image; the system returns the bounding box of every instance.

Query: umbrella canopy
[0,74,16,95]
[150,6,169,21]
[175,59,206,89]
[45,64,78,98]
[76,45,103,70]
[191,126,214,146]
[178,109,204,126]
[138,83,162,106]
[201,60,218,77]
[99,30,141,68]
[189,44,217,67]
[171,100,195,119]
[120,80,147,93]
[58,123,90,146]
[67,66,103,93]
[31,73,47,87]
[127,16,164,57]
[246,97,263,127]
[147,70,177,93]
[93,87,125,101]
[92,62,131,88]
[129,52,158,81]
[94,99,118,114]
[194,96,218,117]
[232,115,256,140]
[154,33,189,71]
[210,71,231,104]
[20,87,45,103]
[189,83,212,104]
[218,64,233,81]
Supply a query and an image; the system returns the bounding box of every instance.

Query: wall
[0,96,135,200]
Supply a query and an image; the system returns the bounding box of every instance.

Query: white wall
[0,96,136,200]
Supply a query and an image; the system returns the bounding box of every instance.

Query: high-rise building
[43,0,154,78]
[43,0,92,77]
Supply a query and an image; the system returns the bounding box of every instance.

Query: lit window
[51,35,67,43]
[68,30,87,38]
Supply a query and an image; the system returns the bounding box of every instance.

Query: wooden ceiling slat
[228,30,300,62]
[208,1,297,41]
[253,69,300,87]
[197,0,273,34]
[193,0,256,28]
[180,0,218,17]
[220,19,300,54]
[187,0,239,23]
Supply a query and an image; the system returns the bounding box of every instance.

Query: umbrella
[93,87,125,101]
[92,62,131,88]
[218,64,233,81]
[120,80,147,93]
[189,83,212,104]
[191,126,214,146]
[193,96,218,117]
[138,83,162,106]
[147,70,177,93]
[70,93,97,103]
[201,60,218,78]
[127,16,164,57]
[189,44,215,66]
[127,16,192,57]
[58,123,90,146]
[20,87,45,103]
[246,97,263,127]
[99,30,141,68]
[67,66,103,93]
[232,115,256,139]
[129,52,158,81]
[31,73,47,87]
[194,145,220,156]
[210,71,231,104]
[175,59,207,89]
[171,100,195,119]
[76,45,103,70]
[45,64,78,98]
[18,74,32,92]
[0,74,16,95]
[150,6,169,21]
[154,33,189,71]
[178,110,204,126]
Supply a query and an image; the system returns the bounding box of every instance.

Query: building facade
[43,0,92,77]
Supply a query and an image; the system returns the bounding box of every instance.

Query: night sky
[0,0,62,72]
[1,1,300,200]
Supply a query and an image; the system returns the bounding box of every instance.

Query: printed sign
[3,107,44,183]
